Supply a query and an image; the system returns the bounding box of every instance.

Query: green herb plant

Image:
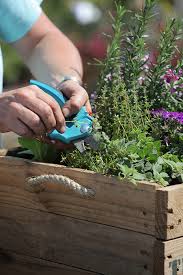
[61,0,183,186]
[19,0,183,186]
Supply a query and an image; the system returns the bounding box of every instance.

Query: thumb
[85,100,92,115]
[62,97,82,118]
[62,98,92,118]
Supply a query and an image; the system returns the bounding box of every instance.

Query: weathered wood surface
[0,156,158,237]
[0,250,99,275]
[154,237,183,275]
[0,156,183,274]
[0,203,154,275]
[0,156,183,241]
[156,185,183,240]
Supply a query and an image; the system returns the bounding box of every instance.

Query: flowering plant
[19,0,183,186]
[61,0,183,186]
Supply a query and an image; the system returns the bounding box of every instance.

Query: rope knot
[26,174,95,198]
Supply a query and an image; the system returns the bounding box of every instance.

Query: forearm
[11,12,91,120]
[26,30,83,87]
[13,13,83,87]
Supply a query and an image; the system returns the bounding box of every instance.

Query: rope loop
[26,174,95,198]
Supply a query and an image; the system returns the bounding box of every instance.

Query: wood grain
[0,203,155,275]
[0,156,159,236]
[154,237,183,275]
[1,155,183,274]
[164,237,183,275]
[0,250,100,275]
[156,185,183,240]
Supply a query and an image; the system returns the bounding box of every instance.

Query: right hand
[0,85,66,138]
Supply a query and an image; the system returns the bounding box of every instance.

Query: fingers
[10,102,46,136]
[62,86,89,117]
[18,95,57,133]
[0,83,92,149]
[32,86,66,133]
[85,100,92,115]
[16,85,66,133]
[11,119,34,138]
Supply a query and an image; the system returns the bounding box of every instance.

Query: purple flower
[170,88,176,94]
[90,91,97,100]
[178,69,183,76]
[152,109,183,125]
[162,69,179,84]
[161,68,183,96]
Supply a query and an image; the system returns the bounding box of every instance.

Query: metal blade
[84,135,100,150]
[73,139,86,153]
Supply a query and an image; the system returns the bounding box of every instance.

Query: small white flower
[70,1,102,25]
[143,64,150,72]
[142,34,149,38]
[138,76,145,85]
[142,54,150,62]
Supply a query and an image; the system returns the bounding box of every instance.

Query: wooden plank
[0,203,155,275]
[0,250,100,275]
[156,185,183,240]
[154,237,183,275]
[153,240,164,275]
[155,188,168,240]
[0,156,159,236]
[164,237,183,275]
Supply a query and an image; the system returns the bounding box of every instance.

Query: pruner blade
[84,135,99,150]
[73,139,86,153]
[73,135,100,153]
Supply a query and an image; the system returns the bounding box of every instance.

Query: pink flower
[141,54,150,63]
[162,69,179,84]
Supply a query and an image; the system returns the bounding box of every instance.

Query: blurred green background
[1,0,182,90]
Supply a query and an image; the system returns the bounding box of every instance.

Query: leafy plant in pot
[18,0,183,187]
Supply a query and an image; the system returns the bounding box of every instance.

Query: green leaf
[18,137,57,163]
[133,172,146,181]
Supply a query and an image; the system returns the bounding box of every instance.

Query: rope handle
[26,174,95,198]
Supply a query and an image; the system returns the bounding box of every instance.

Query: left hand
[61,79,92,117]
[41,80,92,149]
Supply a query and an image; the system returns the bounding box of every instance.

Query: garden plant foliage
[19,0,183,186]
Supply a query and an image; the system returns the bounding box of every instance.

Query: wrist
[56,75,82,90]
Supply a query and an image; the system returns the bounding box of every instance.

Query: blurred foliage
[1,0,182,87]
[2,0,113,86]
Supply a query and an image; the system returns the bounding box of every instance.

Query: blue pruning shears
[30,80,97,152]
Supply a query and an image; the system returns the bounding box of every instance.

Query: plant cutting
[18,0,183,187]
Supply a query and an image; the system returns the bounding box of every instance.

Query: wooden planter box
[0,155,183,275]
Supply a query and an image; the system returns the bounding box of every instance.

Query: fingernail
[88,111,93,116]
[61,126,66,133]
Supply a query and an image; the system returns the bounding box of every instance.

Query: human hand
[59,79,92,117]
[0,81,92,150]
[0,85,66,137]
[42,79,92,149]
